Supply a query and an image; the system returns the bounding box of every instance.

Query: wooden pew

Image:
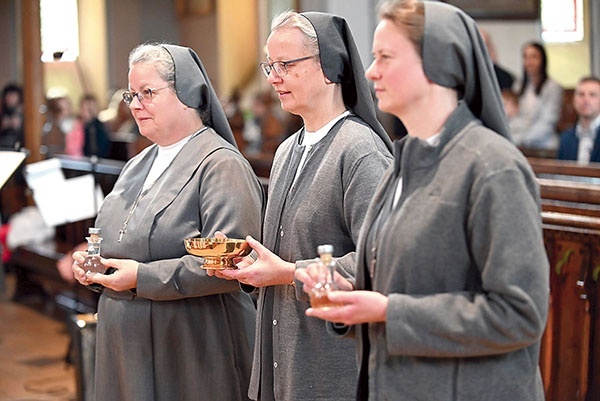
[538,178,600,219]
[528,157,600,180]
[527,157,600,401]
[541,211,600,401]
[529,157,600,219]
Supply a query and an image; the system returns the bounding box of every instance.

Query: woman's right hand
[214,235,296,287]
[71,250,90,286]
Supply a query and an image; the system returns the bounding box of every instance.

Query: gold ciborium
[184,237,251,269]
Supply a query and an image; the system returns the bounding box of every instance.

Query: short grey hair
[270,11,319,57]
[128,43,208,121]
[128,43,175,86]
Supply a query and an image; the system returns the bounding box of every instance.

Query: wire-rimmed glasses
[122,86,170,106]
[259,55,317,78]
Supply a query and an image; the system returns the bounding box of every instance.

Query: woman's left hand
[295,263,355,294]
[304,290,389,326]
[86,258,139,292]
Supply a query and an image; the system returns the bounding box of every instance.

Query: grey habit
[353,2,548,400]
[248,12,393,401]
[92,45,264,401]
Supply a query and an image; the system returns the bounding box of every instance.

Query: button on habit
[273,319,278,326]
[273,362,278,368]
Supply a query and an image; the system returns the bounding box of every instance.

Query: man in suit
[558,76,600,163]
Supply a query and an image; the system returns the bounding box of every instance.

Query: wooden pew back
[529,157,600,219]
[527,157,600,401]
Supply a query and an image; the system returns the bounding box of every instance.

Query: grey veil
[300,12,393,152]
[161,44,237,147]
[421,1,511,139]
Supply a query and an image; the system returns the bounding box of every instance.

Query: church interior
[1,1,600,400]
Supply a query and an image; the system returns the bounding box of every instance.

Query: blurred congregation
[1,1,600,401]
[2,1,600,174]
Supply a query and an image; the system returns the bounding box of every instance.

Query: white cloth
[142,132,197,192]
[576,115,600,163]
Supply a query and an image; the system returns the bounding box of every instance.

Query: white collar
[576,115,600,139]
[301,110,350,146]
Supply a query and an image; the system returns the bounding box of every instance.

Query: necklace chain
[117,187,145,243]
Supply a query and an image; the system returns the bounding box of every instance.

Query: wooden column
[21,0,44,163]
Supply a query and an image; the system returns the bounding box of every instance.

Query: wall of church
[0,0,596,112]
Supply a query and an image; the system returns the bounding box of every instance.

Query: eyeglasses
[259,55,316,78]
[122,86,170,106]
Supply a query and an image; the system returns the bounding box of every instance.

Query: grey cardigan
[355,103,549,400]
[249,115,392,401]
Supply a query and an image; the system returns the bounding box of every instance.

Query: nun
[297,1,549,400]
[71,43,263,401]
[213,10,393,401]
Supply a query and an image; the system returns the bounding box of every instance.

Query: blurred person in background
[41,93,78,157]
[558,76,600,163]
[0,83,24,149]
[510,41,563,151]
[79,94,112,158]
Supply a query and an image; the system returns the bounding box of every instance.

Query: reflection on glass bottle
[309,244,341,309]
[83,227,107,293]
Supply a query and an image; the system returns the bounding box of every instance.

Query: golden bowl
[184,237,251,269]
